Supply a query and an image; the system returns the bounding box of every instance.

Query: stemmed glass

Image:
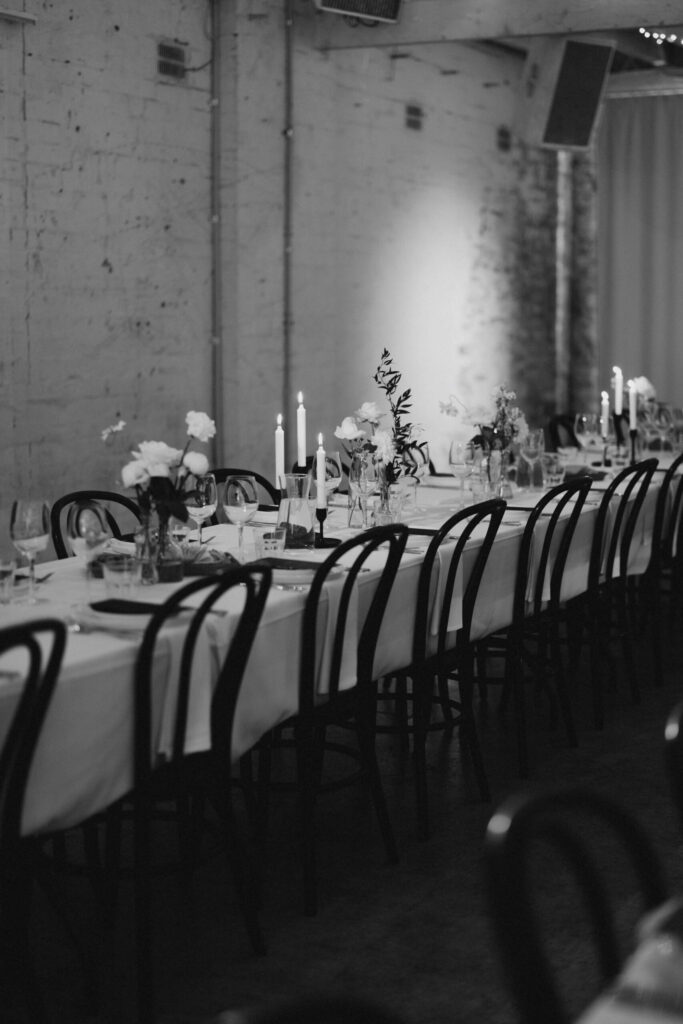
[574,414,601,465]
[519,428,545,489]
[66,500,113,566]
[223,475,259,562]
[184,473,217,545]
[448,441,475,509]
[324,453,343,499]
[10,499,51,604]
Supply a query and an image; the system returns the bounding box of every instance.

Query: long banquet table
[0,459,670,838]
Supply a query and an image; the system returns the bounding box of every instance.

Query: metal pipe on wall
[210,0,225,466]
[283,0,294,463]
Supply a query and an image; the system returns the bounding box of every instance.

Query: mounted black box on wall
[515,37,615,151]
[313,0,401,24]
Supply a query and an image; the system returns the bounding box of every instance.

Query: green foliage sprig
[372,348,428,482]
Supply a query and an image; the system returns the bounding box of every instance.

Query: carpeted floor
[13,610,683,1024]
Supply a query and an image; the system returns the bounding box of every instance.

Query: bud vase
[156,514,184,582]
[135,512,158,586]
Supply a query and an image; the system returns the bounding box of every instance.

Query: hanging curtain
[597,94,683,403]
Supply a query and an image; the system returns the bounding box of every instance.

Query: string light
[639,26,683,47]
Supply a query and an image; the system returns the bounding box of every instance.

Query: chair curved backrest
[50,490,142,559]
[587,459,658,591]
[484,786,668,1024]
[0,619,67,855]
[409,498,506,666]
[513,477,593,626]
[212,467,280,507]
[298,524,409,715]
[132,564,272,1021]
[647,451,683,578]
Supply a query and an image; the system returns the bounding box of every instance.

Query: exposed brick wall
[1,0,573,542]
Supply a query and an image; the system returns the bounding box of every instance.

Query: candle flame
[612,366,622,374]
[318,433,323,445]
[601,391,608,400]
[297,391,303,405]
[277,413,282,426]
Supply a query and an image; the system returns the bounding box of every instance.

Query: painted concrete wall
[1,0,563,542]
[221,1,560,479]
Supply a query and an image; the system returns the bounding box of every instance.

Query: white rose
[186,411,216,443]
[183,451,209,477]
[372,428,395,464]
[121,460,149,489]
[137,441,183,468]
[631,376,657,402]
[334,417,365,442]
[355,401,383,426]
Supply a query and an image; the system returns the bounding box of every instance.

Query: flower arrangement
[468,384,528,452]
[334,350,427,484]
[441,384,527,452]
[119,410,216,523]
[629,375,657,410]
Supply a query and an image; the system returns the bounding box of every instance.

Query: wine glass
[184,473,217,545]
[66,500,113,566]
[519,428,545,489]
[574,414,601,464]
[324,453,343,499]
[448,441,475,509]
[223,475,259,561]
[10,499,51,604]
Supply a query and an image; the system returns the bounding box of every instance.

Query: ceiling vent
[313,0,401,24]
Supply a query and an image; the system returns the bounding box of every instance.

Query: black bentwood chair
[131,565,272,1024]
[569,459,657,730]
[50,489,142,558]
[475,477,592,778]
[484,787,668,1024]
[638,452,683,680]
[213,467,281,507]
[0,619,96,1023]
[380,499,506,838]
[255,524,409,916]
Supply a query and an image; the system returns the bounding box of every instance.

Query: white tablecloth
[0,469,663,837]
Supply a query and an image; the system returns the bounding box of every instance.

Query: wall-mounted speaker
[515,37,615,151]
[313,0,401,24]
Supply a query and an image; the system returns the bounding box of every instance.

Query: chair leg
[411,673,432,840]
[458,647,491,802]
[356,687,399,864]
[295,723,320,917]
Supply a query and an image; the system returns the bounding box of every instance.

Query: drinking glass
[448,441,475,509]
[223,475,259,562]
[66,500,113,565]
[324,453,343,499]
[184,473,217,545]
[519,428,545,489]
[10,499,50,604]
[574,414,601,464]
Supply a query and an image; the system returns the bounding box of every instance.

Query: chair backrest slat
[298,525,409,714]
[50,490,142,559]
[0,620,66,851]
[587,460,658,589]
[133,566,272,786]
[408,499,506,665]
[510,478,592,626]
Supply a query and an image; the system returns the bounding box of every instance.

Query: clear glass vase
[156,513,184,582]
[135,512,158,586]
